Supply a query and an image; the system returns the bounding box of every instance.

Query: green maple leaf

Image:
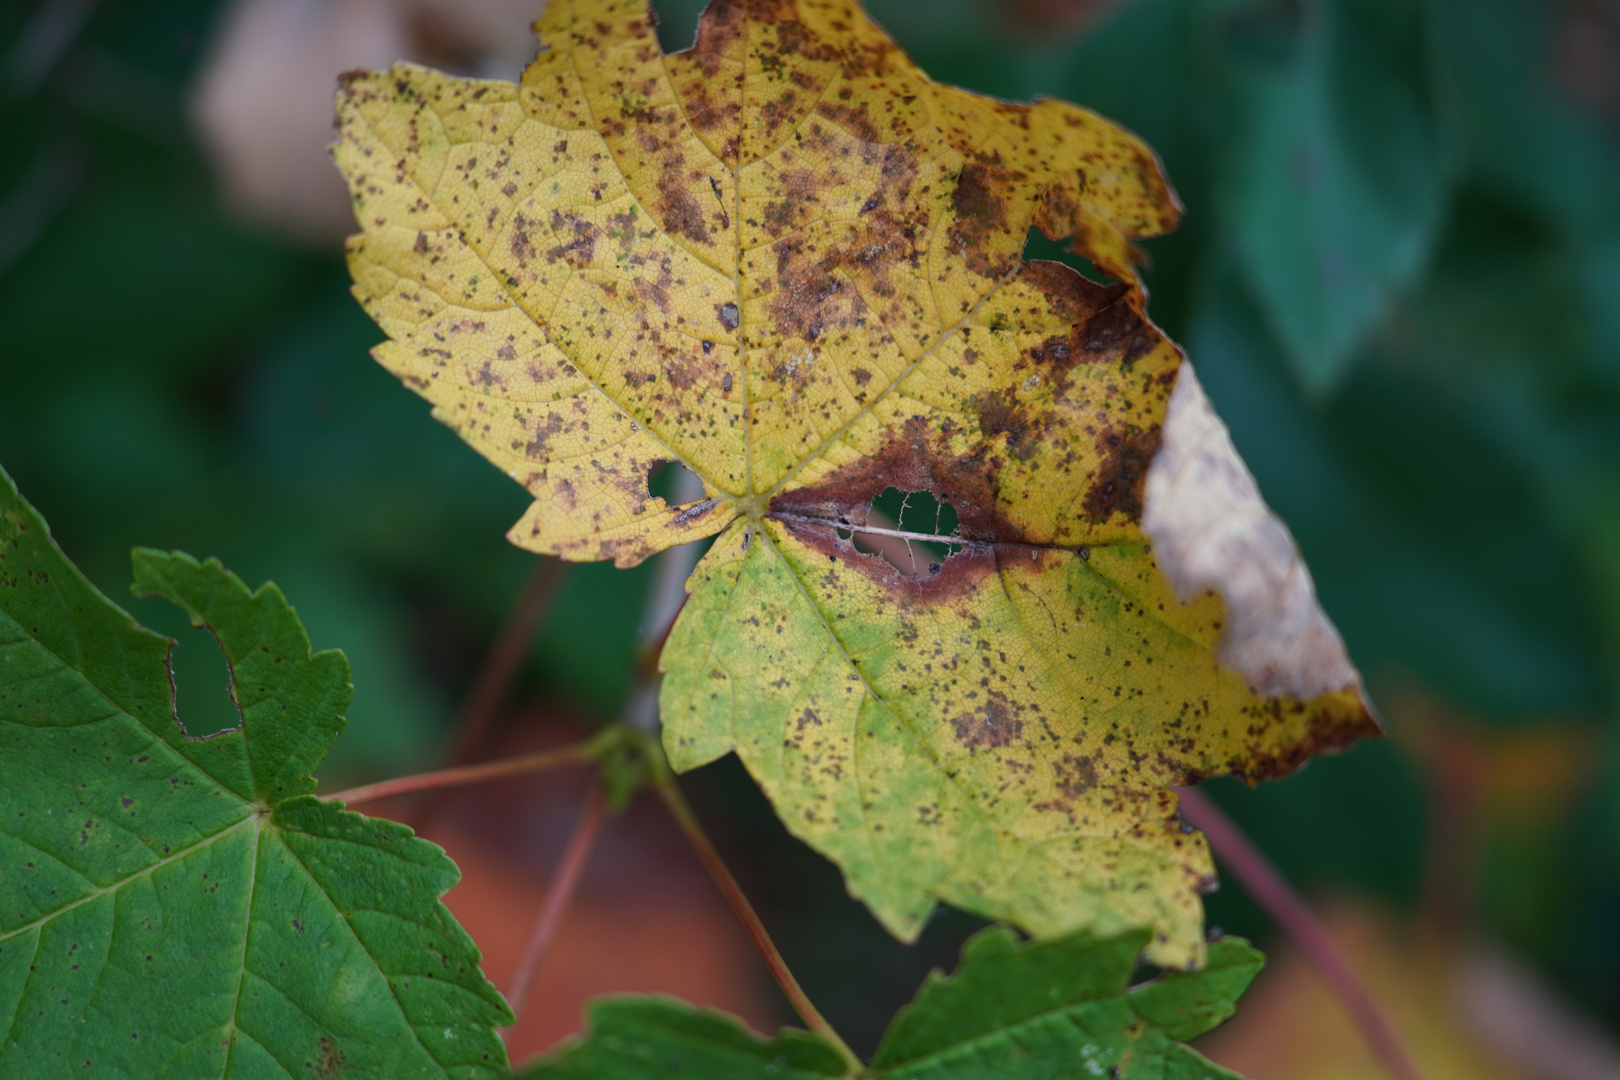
[519,1000,848,1080]
[0,466,511,1078]
[516,927,1260,1079]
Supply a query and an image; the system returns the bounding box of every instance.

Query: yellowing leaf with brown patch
[334,0,1379,967]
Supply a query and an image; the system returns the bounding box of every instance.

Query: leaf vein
[350,104,736,500]
[0,815,256,946]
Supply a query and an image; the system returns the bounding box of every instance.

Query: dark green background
[2,0,1617,1056]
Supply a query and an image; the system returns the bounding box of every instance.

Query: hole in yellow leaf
[847,487,963,577]
[1022,225,1122,286]
[646,458,705,504]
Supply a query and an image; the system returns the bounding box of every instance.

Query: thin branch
[409,557,568,830]
[504,782,610,1030]
[1177,786,1425,1080]
[449,557,569,765]
[655,779,860,1070]
[322,742,595,807]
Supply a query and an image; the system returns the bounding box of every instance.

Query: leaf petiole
[504,781,611,1031]
[320,735,607,807]
[1178,786,1424,1080]
[414,556,570,830]
[653,770,863,1073]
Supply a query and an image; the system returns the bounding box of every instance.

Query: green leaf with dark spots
[516,998,849,1080]
[516,928,1257,1079]
[872,927,1258,1079]
[0,464,511,1078]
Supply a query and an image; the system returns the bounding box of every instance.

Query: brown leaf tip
[1143,362,1376,717]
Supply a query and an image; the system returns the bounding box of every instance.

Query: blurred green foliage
[2,0,1618,1051]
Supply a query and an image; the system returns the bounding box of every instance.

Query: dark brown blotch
[1016,260,1127,325]
[1081,300,1158,370]
[948,162,1012,277]
[689,0,743,76]
[1054,753,1098,798]
[973,387,1039,461]
[510,213,536,266]
[315,1036,344,1079]
[545,210,599,269]
[1081,424,1161,524]
[951,691,1024,749]
[657,171,711,244]
[772,415,1024,546]
[780,511,997,604]
[815,100,880,144]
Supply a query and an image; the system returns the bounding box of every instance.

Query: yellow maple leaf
[334,0,1379,967]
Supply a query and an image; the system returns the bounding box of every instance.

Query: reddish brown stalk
[321,743,593,807]
[414,558,568,828]
[655,780,859,1069]
[450,558,568,763]
[504,782,610,1030]
[1177,786,1425,1080]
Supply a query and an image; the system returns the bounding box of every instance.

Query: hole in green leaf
[853,488,963,577]
[168,623,244,739]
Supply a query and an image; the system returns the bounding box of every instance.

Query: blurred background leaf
[2,0,1618,1073]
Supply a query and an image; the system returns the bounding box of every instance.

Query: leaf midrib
[872,992,1146,1077]
[365,81,737,503]
[0,814,258,945]
[0,603,244,802]
[382,48,1025,515]
[756,522,1215,867]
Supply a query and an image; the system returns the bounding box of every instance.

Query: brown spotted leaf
[333,0,1379,967]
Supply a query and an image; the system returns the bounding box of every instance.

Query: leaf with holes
[514,927,1259,1079]
[0,466,511,1078]
[334,0,1379,967]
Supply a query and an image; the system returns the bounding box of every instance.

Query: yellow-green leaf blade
[336,0,1379,969]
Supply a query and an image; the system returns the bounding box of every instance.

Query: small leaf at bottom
[871,926,1258,1079]
[515,998,850,1080]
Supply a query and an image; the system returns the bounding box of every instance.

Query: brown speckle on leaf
[1054,753,1098,797]
[656,170,711,244]
[1225,701,1382,783]
[315,1035,344,1078]
[951,692,1024,749]
[1082,300,1157,369]
[1082,425,1161,524]
[948,162,1012,277]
